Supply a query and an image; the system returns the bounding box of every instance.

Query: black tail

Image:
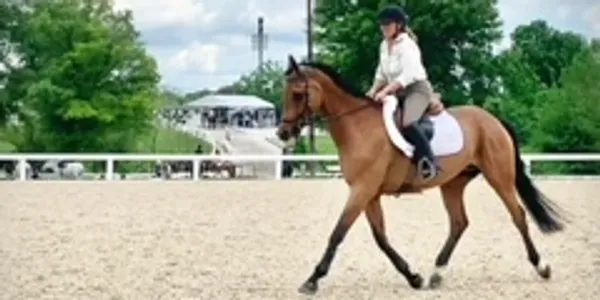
[498,119,565,233]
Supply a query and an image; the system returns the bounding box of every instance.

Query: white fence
[0,153,599,181]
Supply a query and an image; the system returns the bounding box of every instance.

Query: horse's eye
[292,92,304,101]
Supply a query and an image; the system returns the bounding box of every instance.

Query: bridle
[280,74,375,129]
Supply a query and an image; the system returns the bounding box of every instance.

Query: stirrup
[417,157,439,181]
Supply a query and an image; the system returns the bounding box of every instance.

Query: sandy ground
[1,178,599,300]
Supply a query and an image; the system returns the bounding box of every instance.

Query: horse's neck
[323,93,380,155]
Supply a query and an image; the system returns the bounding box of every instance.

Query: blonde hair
[405,26,418,42]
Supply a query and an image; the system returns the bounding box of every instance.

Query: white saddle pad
[382,95,464,158]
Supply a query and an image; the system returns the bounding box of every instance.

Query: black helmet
[377,5,408,25]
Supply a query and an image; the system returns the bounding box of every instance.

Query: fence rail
[1,153,599,181]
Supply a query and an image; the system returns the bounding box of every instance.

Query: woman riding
[366,4,441,181]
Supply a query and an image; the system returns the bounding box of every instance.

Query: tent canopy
[185,94,275,109]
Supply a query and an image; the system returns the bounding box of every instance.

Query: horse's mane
[285,60,372,101]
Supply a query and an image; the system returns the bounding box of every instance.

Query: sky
[113,0,600,93]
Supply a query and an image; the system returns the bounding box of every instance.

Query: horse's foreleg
[428,174,473,289]
[298,185,374,295]
[365,196,423,289]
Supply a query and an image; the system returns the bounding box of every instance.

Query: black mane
[286,60,370,100]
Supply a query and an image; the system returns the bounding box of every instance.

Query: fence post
[19,157,27,181]
[105,158,114,180]
[274,156,283,180]
[192,158,199,181]
[523,157,532,176]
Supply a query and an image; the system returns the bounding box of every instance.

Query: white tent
[185,94,275,109]
[182,94,276,128]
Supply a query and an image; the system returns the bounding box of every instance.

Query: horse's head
[276,55,327,142]
[277,55,375,142]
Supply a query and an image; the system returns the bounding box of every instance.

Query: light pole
[251,16,268,71]
[307,0,316,177]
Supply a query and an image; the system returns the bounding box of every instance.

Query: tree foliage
[509,20,588,88]
[1,0,160,152]
[485,21,591,144]
[314,0,503,106]
[227,60,285,114]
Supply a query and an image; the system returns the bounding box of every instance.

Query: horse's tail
[498,119,565,233]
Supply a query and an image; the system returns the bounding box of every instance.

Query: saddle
[393,93,444,140]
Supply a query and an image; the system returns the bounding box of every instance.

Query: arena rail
[0,153,599,181]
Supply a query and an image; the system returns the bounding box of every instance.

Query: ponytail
[405,26,418,42]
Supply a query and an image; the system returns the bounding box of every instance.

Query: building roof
[185,94,275,109]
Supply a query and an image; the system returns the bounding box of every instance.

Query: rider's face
[380,22,399,39]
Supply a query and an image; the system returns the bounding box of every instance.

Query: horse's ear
[288,55,300,74]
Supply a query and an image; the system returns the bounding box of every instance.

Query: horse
[276,55,566,295]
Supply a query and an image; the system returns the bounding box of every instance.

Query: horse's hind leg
[479,160,552,280]
[365,196,423,289]
[428,173,475,289]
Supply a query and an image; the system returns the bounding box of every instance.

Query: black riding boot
[401,123,441,181]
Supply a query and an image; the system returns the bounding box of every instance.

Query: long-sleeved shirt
[373,32,428,89]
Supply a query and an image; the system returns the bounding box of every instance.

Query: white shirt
[373,32,428,88]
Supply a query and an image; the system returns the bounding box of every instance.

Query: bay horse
[276,55,565,294]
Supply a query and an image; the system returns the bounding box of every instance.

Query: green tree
[3,0,160,152]
[159,86,187,107]
[484,49,543,143]
[0,0,27,125]
[509,20,588,88]
[485,21,587,144]
[184,88,213,102]
[314,0,503,106]
[228,60,285,113]
[529,43,600,174]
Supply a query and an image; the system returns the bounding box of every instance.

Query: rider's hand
[429,93,444,114]
[374,90,388,102]
[366,88,377,98]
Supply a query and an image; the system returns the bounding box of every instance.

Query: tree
[508,20,588,88]
[314,0,503,106]
[529,44,600,174]
[483,48,543,143]
[227,60,285,114]
[3,0,160,152]
[159,86,187,107]
[184,88,213,102]
[485,21,589,144]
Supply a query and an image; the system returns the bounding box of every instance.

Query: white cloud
[167,42,222,74]
[557,5,572,20]
[582,3,600,31]
[114,0,217,30]
[111,0,599,92]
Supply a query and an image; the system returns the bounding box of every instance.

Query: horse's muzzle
[276,126,290,141]
[277,124,301,142]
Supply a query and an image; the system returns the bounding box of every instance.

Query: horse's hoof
[298,281,318,295]
[408,273,424,289]
[538,264,551,280]
[428,272,443,289]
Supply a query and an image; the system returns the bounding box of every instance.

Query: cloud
[114,0,217,30]
[113,0,599,92]
[582,2,600,32]
[167,42,222,74]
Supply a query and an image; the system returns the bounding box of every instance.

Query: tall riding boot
[401,123,441,181]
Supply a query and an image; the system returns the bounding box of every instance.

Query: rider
[366,4,441,181]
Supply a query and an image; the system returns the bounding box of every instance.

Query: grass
[115,126,214,173]
[138,126,213,154]
[0,140,16,153]
[0,128,16,153]
[314,135,337,154]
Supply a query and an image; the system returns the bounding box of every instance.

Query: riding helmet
[377,5,409,25]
